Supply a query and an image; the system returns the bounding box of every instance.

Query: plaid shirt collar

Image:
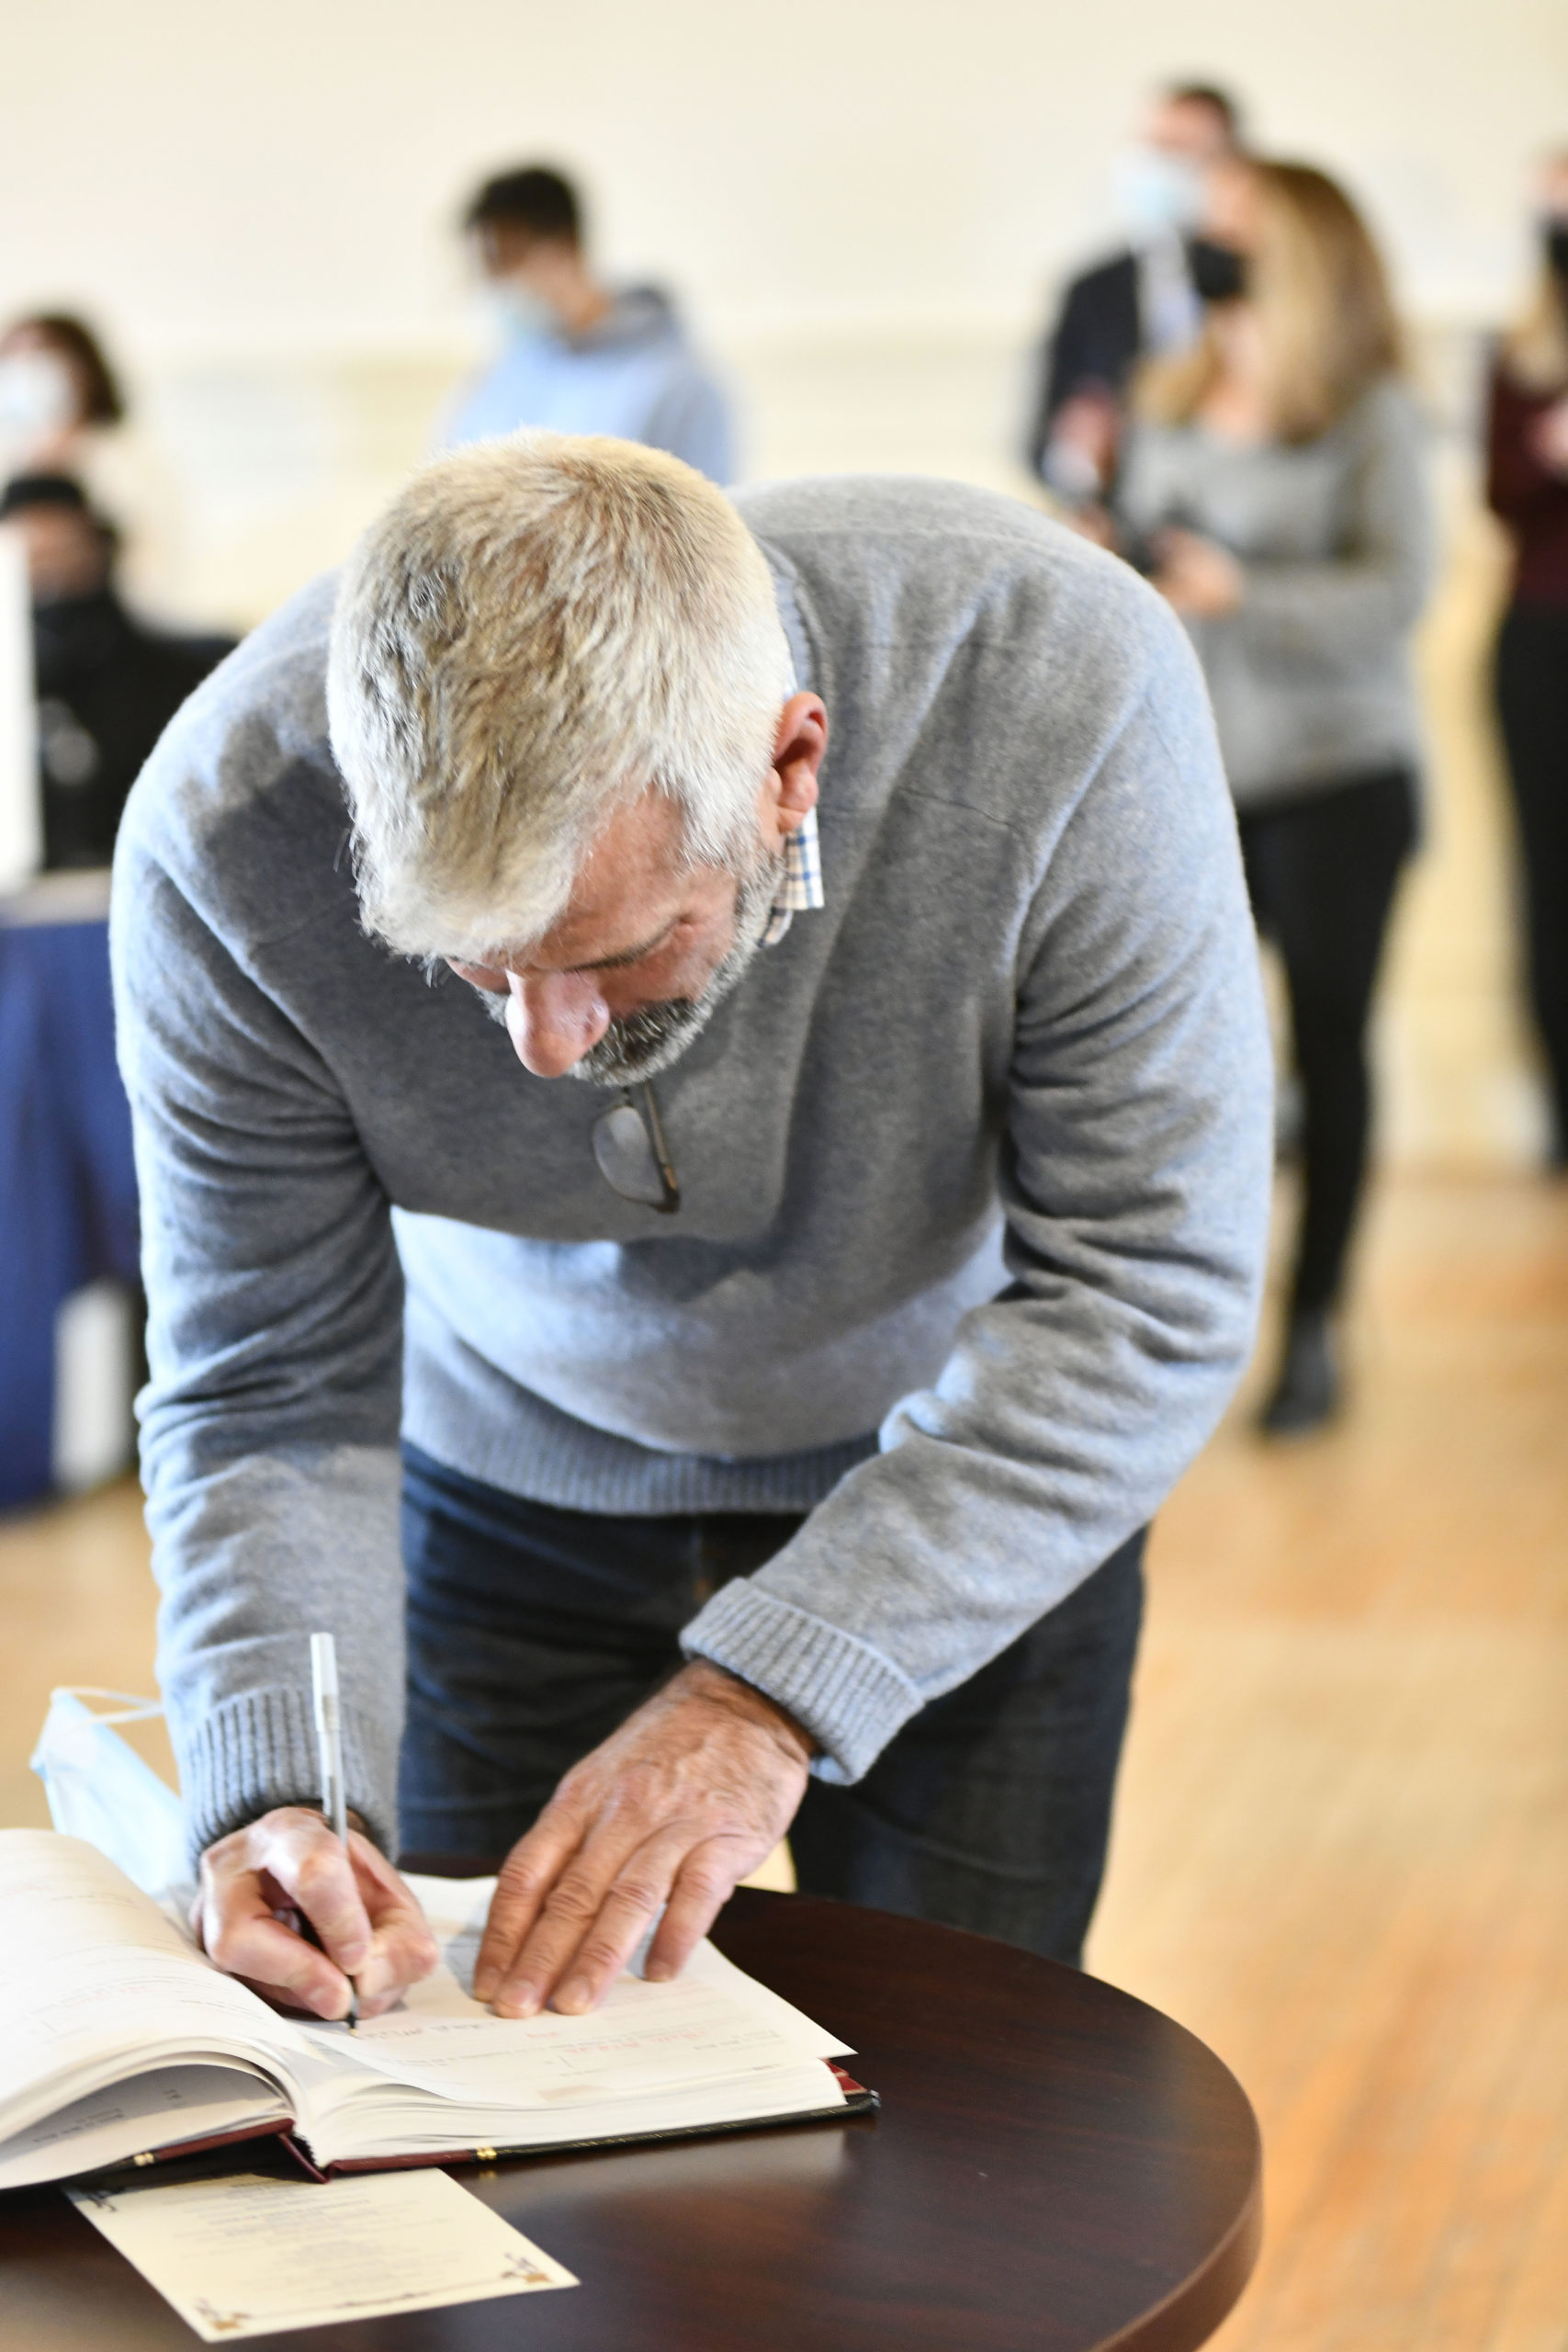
[761,805,824,946]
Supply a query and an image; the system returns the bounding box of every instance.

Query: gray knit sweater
[110,477,1272,1860]
[1117,379,1434,807]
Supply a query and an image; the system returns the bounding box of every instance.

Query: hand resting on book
[472,1659,814,2021]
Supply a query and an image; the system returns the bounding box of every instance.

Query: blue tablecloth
[0,904,139,1509]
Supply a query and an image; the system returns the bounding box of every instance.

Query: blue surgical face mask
[29,1687,190,1898]
[478,277,559,343]
[1112,147,1203,238]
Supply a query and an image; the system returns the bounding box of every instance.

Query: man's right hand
[194,1806,439,2021]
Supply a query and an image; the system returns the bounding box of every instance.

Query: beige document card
[67,2167,577,2339]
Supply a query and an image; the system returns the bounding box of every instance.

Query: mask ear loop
[49,1687,164,1724]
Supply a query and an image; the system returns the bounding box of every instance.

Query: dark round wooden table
[0,1885,1261,2351]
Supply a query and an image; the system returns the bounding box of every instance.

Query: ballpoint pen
[310,1631,359,2030]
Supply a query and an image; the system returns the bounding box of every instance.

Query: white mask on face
[0,349,79,442]
[1112,147,1203,239]
[477,277,559,344]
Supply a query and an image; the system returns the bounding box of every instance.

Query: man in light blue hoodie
[440,164,734,482]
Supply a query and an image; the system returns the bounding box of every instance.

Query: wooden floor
[1089,1171,1568,2352]
[2,1169,1565,2348]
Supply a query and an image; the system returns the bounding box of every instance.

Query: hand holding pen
[187,1638,436,2023]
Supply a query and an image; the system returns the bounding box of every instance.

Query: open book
[0,1831,873,2190]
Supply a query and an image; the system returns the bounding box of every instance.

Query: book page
[279,1874,851,2162]
[68,2168,576,2340]
[0,1832,309,2140]
[402,1873,853,2063]
[313,1974,825,2109]
[0,2065,289,2193]
[305,1874,851,2114]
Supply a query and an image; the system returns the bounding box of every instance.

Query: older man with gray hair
[112,435,1270,2027]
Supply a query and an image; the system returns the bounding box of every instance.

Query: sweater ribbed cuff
[680,1581,920,1786]
[177,1688,396,1866]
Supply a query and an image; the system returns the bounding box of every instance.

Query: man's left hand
[471,1660,814,2018]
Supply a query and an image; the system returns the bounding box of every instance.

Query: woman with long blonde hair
[1116,160,1432,1433]
[1486,152,1568,1169]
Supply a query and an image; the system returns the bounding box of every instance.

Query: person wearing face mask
[436,165,735,483]
[0,313,186,624]
[1485,153,1568,1170]
[1025,83,1245,511]
[0,474,233,869]
[0,472,230,1506]
[1114,160,1433,1435]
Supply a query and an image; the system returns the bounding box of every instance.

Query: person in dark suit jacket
[0,474,234,869]
[1027,84,1245,502]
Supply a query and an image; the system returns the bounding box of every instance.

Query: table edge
[400,1870,1267,2352]
[1097,2124,1263,2352]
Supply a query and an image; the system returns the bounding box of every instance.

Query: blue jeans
[400,1444,1145,1965]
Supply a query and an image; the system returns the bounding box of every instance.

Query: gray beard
[472,851,785,1088]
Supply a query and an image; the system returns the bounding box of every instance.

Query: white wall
[1,0,1563,361]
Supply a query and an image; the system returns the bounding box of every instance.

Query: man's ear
[770,692,828,833]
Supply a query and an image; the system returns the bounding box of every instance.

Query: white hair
[326,433,794,962]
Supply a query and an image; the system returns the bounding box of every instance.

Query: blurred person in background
[1114,159,1432,1435]
[1027,83,1246,513]
[0,475,232,870]
[0,312,186,622]
[438,164,735,481]
[1485,151,1568,1170]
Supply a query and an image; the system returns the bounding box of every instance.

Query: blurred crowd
[1022,86,1568,1427]
[0,320,234,871]
[2,87,1567,1458]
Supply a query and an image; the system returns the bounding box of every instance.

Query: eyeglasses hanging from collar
[591,1082,680,1215]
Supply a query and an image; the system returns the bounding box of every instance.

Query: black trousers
[398,1444,1146,1967]
[1238,768,1416,1315]
[1495,603,1568,1152]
